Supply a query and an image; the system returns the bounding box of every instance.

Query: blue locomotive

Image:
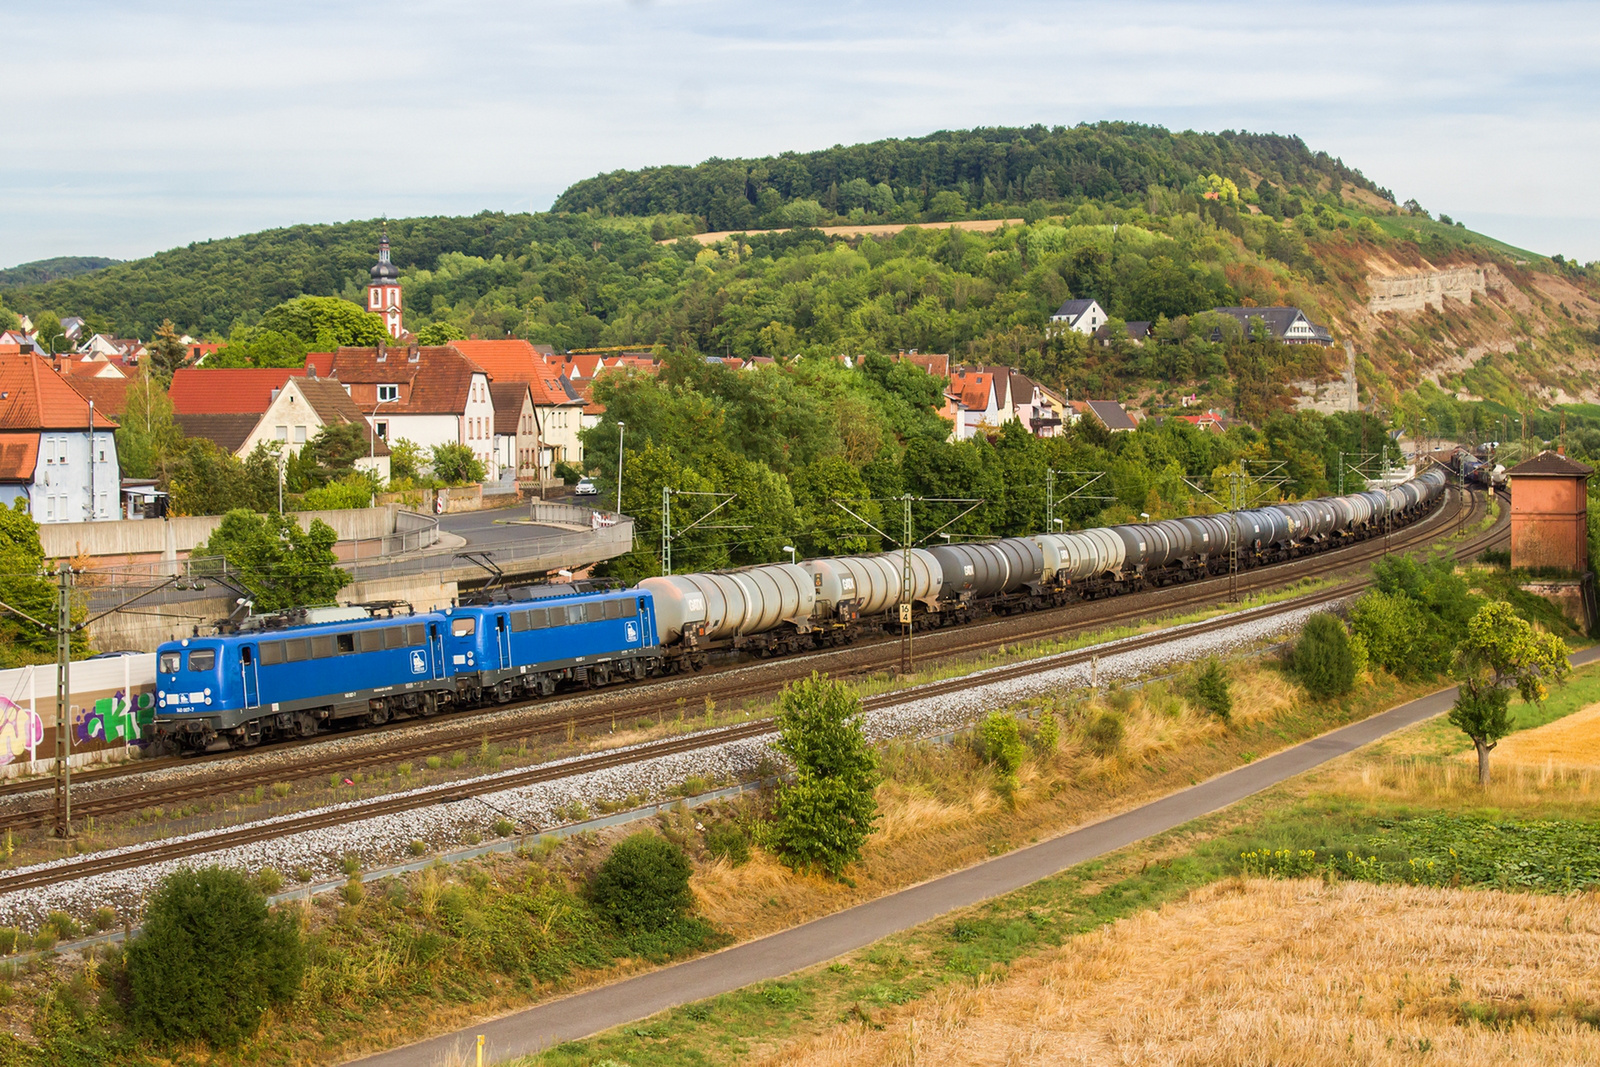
[156,587,661,752]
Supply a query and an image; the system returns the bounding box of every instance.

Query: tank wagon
[153,470,1446,751]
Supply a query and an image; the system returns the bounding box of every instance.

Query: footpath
[349,644,1600,1066]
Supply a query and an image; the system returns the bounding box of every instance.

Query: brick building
[1508,451,1592,573]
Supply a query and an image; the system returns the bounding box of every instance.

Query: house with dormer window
[0,347,121,522]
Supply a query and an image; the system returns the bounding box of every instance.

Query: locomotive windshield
[451,618,476,637]
[158,651,180,673]
[188,649,216,671]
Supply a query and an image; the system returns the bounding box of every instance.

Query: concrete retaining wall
[44,506,419,564]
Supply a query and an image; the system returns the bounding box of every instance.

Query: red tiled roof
[0,433,39,480]
[895,352,950,378]
[304,351,335,377]
[327,346,482,415]
[488,381,533,436]
[448,340,547,385]
[169,367,306,415]
[64,375,131,418]
[950,370,993,412]
[172,413,262,454]
[0,352,118,430]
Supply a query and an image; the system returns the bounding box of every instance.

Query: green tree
[124,866,303,1048]
[1290,612,1357,697]
[429,442,485,485]
[165,439,275,516]
[258,295,389,349]
[147,319,189,383]
[115,372,184,480]
[767,672,880,876]
[299,474,375,510]
[414,321,466,345]
[0,503,85,665]
[1191,657,1233,721]
[30,310,66,354]
[1449,601,1571,784]
[193,509,350,612]
[590,832,693,930]
[387,438,427,483]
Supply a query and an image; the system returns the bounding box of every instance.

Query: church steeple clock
[368,224,403,339]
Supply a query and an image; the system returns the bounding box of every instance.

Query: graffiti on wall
[0,697,44,766]
[76,691,144,747]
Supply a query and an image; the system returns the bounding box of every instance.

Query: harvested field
[1493,701,1600,770]
[757,879,1600,1066]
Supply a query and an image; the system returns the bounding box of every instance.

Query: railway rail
[0,487,1508,894]
[0,487,1498,831]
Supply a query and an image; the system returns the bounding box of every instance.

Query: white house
[0,349,121,522]
[1049,298,1108,336]
[234,375,392,482]
[326,345,499,479]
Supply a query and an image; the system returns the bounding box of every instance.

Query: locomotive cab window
[159,652,180,673]
[451,617,476,637]
[188,649,216,671]
[336,633,357,654]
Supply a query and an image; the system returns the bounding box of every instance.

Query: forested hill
[0,256,120,287]
[552,123,1394,227]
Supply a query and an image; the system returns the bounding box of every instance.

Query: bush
[705,823,751,867]
[591,832,693,930]
[124,867,303,1048]
[1084,711,1124,756]
[0,928,17,955]
[980,712,1026,798]
[1034,709,1060,754]
[45,911,80,941]
[1290,613,1357,697]
[1191,658,1233,721]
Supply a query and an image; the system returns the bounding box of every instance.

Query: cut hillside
[758,878,1600,1067]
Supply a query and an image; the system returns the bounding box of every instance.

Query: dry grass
[1493,701,1600,771]
[1324,754,1600,811]
[755,879,1600,1067]
[691,663,1413,943]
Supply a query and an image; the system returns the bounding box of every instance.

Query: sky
[3,0,1598,267]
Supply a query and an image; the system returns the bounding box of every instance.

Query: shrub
[339,877,365,905]
[980,712,1027,798]
[1084,711,1124,756]
[705,823,751,867]
[124,867,303,1048]
[492,818,516,838]
[1034,709,1060,754]
[766,673,880,876]
[591,832,693,930]
[91,907,118,933]
[1191,658,1233,721]
[1290,613,1357,697]
[255,867,285,895]
[45,911,80,941]
[0,928,18,955]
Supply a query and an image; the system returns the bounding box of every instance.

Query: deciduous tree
[767,672,879,877]
[1450,601,1570,785]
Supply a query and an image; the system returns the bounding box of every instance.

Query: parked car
[574,477,599,496]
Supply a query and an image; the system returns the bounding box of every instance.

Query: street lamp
[615,421,625,515]
[782,544,796,564]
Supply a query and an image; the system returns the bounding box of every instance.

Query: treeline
[553,123,1393,229]
[0,256,120,287]
[580,352,1398,583]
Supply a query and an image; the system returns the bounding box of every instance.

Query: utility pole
[54,565,72,838]
[660,487,740,577]
[900,494,913,677]
[614,422,625,516]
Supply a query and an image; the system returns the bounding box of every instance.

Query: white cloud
[1,0,1597,264]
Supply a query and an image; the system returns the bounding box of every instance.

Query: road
[350,643,1600,1066]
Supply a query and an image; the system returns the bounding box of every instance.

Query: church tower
[368,225,403,339]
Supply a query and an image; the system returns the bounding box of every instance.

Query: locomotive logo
[624,621,639,643]
[409,650,427,675]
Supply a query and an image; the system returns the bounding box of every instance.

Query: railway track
[0,487,1500,831]
[0,488,1508,894]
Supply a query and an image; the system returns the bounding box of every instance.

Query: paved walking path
[350,645,1600,1066]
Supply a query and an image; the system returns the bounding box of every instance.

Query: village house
[169,366,312,455]
[447,339,587,485]
[1048,298,1109,336]
[234,375,392,481]
[488,381,540,489]
[1210,306,1333,346]
[0,347,121,523]
[324,345,498,479]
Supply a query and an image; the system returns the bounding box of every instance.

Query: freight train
[153,469,1446,752]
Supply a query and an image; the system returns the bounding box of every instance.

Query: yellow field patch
[1495,701,1600,770]
[757,880,1600,1067]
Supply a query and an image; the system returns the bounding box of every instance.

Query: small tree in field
[1450,601,1570,785]
[124,867,303,1048]
[767,673,879,877]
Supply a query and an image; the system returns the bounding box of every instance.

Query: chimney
[407,344,420,363]
[376,342,387,364]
